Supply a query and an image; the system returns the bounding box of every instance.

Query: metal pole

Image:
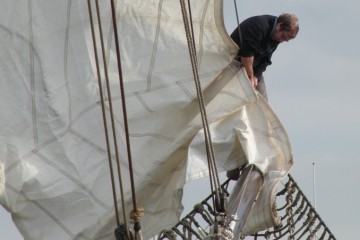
[313,162,317,209]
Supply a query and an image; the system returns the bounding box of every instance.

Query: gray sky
[1,0,358,239]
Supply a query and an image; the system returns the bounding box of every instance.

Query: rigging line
[181,0,221,195]
[180,0,213,185]
[191,1,222,194]
[186,0,197,59]
[86,0,121,226]
[183,1,217,188]
[184,0,218,209]
[185,0,215,185]
[233,0,242,48]
[179,0,222,198]
[109,0,141,222]
[94,0,130,236]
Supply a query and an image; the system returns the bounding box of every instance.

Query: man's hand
[250,76,258,87]
[240,56,258,88]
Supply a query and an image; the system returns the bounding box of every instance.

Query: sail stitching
[146,0,165,92]
[4,181,86,239]
[64,0,73,127]
[28,0,38,150]
[33,150,111,209]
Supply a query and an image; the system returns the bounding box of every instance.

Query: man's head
[273,13,299,43]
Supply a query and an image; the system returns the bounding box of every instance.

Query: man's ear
[278,23,285,32]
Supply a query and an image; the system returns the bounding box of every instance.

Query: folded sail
[0,1,292,239]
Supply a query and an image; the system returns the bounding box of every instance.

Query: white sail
[0,1,292,239]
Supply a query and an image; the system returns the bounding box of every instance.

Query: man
[224,14,299,239]
[231,13,299,100]
[227,13,299,181]
[227,14,300,180]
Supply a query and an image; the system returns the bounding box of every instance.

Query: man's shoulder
[240,15,276,34]
[243,15,276,24]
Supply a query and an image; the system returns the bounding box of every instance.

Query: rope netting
[157,174,336,240]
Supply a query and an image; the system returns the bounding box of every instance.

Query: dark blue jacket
[231,15,279,78]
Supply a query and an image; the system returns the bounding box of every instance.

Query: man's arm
[240,56,258,87]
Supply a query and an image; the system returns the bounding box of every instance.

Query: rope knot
[130,208,144,222]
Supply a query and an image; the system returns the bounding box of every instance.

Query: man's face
[273,24,294,43]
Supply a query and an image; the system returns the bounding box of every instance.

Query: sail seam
[3,181,85,239]
[28,0,38,150]
[64,0,73,127]
[146,0,165,92]
[135,92,154,113]
[33,150,111,210]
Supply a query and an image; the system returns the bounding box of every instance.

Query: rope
[187,0,197,54]
[185,0,220,211]
[86,0,122,228]
[181,1,222,213]
[87,1,144,239]
[94,1,131,235]
[108,0,138,210]
[178,0,223,212]
[109,0,144,238]
[233,0,243,48]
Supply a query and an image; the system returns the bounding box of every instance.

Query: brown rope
[179,0,223,208]
[109,1,144,238]
[233,0,243,48]
[86,0,122,227]
[109,0,139,212]
[87,1,139,238]
[94,1,131,234]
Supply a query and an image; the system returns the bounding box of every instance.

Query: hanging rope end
[130,208,144,239]
[114,224,133,240]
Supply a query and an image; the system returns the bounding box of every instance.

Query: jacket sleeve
[254,52,273,77]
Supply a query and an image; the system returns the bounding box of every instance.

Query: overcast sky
[1,0,359,239]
